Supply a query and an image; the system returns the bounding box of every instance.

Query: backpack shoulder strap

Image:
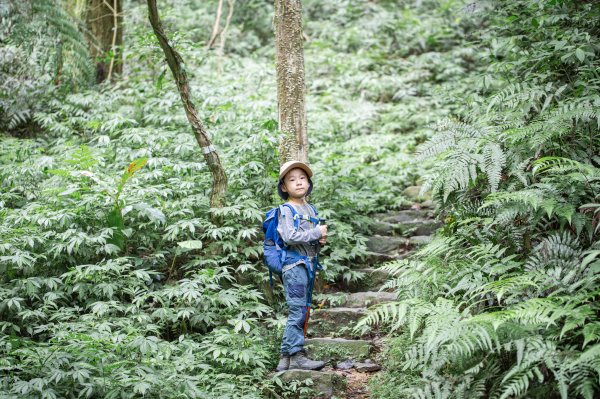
[295,203,319,225]
[280,203,297,215]
[306,203,318,216]
[279,203,301,230]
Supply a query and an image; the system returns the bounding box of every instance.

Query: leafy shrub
[0,0,93,134]
[361,0,600,398]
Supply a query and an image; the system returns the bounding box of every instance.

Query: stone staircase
[275,200,441,398]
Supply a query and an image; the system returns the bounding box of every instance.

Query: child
[275,160,328,372]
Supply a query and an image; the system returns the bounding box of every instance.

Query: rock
[359,268,391,289]
[409,235,432,246]
[402,185,431,202]
[309,308,367,338]
[421,199,435,209]
[380,209,432,224]
[340,291,396,308]
[364,251,397,264]
[305,338,371,362]
[345,268,392,292]
[339,268,398,292]
[336,359,355,370]
[354,360,382,372]
[411,221,442,236]
[366,235,409,254]
[370,220,400,235]
[396,251,415,260]
[276,369,346,398]
[375,219,441,237]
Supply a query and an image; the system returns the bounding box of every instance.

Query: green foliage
[0,0,93,134]
[362,0,600,398]
[3,0,598,396]
[0,0,428,395]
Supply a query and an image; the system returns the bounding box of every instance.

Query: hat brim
[278,161,313,180]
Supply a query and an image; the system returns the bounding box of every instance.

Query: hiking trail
[275,187,441,398]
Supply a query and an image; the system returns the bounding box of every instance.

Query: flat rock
[305,338,371,362]
[352,268,391,290]
[410,221,442,236]
[402,185,431,202]
[336,359,356,370]
[409,235,433,246]
[276,369,346,398]
[309,308,368,338]
[371,219,441,237]
[421,199,435,209]
[369,220,400,235]
[341,291,396,308]
[380,210,431,224]
[366,235,409,254]
[355,360,382,372]
[364,251,397,264]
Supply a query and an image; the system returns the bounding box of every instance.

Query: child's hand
[319,237,327,245]
[318,224,327,238]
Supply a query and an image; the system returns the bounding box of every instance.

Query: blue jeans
[280,264,308,356]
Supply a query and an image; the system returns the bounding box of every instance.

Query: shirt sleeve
[277,205,322,245]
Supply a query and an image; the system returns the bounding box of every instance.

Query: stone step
[402,185,431,203]
[275,369,346,398]
[317,291,396,308]
[363,250,399,264]
[365,234,433,258]
[409,235,433,246]
[366,235,409,254]
[305,337,371,362]
[400,220,441,236]
[370,220,440,236]
[376,209,432,223]
[343,291,396,307]
[331,268,389,293]
[308,307,368,338]
[343,268,392,292]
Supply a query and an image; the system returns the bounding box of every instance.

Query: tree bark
[85,0,123,83]
[147,0,227,209]
[274,0,308,163]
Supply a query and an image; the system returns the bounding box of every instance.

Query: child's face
[281,168,309,199]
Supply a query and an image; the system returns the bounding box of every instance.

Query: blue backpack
[262,203,322,287]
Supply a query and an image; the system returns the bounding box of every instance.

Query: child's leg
[280,265,309,356]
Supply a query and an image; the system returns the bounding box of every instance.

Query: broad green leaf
[178,240,203,250]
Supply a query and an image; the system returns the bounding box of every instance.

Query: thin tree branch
[105,0,118,81]
[217,0,235,56]
[146,0,227,209]
[206,0,224,49]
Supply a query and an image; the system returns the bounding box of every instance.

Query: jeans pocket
[288,284,305,299]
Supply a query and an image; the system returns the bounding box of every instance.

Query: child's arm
[277,206,322,245]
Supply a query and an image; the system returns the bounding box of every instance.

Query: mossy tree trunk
[85,0,123,83]
[147,0,228,210]
[274,0,308,164]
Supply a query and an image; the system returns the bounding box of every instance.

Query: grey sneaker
[289,351,325,370]
[275,354,290,372]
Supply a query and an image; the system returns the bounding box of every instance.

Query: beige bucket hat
[278,160,313,180]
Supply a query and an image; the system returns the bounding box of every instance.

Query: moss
[305,338,371,362]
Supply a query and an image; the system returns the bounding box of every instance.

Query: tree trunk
[147,0,228,209]
[85,0,123,83]
[274,0,308,163]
